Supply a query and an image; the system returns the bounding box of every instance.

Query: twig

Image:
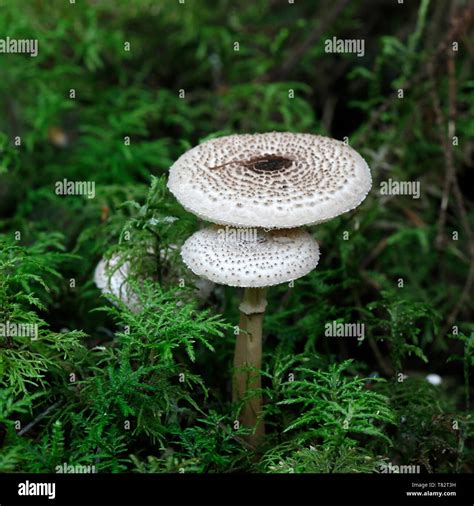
[352,286,393,377]
[367,336,393,377]
[435,2,459,249]
[18,401,62,436]
[431,60,456,249]
[361,237,388,269]
[218,422,256,451]
[428,6,474,335]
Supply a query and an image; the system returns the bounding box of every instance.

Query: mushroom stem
[233,287,267,447]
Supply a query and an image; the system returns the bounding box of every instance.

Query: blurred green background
[0,0,472,473]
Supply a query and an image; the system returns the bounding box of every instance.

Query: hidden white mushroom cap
[168,132,371,229]
[94,253,142,312]
[181,227,320,288]
[94,249,214,310]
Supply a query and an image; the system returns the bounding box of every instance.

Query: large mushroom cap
[168,132,371,229]
[181,226,320,288]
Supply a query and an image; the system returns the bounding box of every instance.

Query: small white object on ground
[426,373,442,386]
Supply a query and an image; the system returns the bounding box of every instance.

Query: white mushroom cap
[168,132,371,229]
[181,227,320,288]
[94,253,142,312]
[94,249,215,310]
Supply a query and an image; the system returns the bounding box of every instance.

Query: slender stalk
[233,287,267,447]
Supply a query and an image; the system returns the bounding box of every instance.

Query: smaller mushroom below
[181,226,320,445]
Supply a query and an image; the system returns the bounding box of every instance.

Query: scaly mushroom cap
[181,227,320,288]
[168,132,371,229]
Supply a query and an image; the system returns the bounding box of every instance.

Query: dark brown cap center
[246,155,293,172]
[209,154,294,172]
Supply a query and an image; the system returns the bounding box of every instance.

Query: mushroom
[168,132,371,229]
[94,249,214,312]
[94,253,143,313]
[181,227,319,288]
[168,132,371,445]
[181,226,320,443]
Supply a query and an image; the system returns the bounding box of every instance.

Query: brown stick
[233,287,267,447]
[428,10,474,337]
